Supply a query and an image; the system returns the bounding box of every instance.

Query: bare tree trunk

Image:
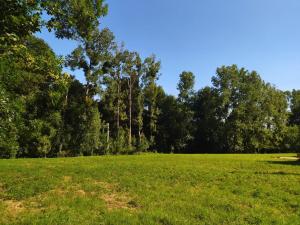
[85,82,90,103]
[59,91,69,155]
[58,143,63,155]
[128,78,132,148]
[117,75,120,140]
[107,123,110,150]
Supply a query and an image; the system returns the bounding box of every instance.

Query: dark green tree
[289,90,300,125]
[177,71,195,104]
[211,65,288,152]
[156,90,190,153]
[191,87,224,153]
[142,55,161,149]
[122,51,142,150]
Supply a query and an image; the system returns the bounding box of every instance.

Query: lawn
[0,154,299,225]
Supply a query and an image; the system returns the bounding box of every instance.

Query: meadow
[0,154,299,225]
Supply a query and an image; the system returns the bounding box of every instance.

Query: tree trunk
[59,91,69,155]
[107,123,110,150]
[117,75,120,140]
[128,78,132,148]
[58,143,63,155]
[85,82,90,103]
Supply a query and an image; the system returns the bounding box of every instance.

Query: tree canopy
[0,1,299,158]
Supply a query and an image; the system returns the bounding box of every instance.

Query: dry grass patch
[93,180,115,190]
[89,179,139,211]
[101,193,138,211]
[75,189,87,197]
[3,200,25,216]
[62,176,72,182]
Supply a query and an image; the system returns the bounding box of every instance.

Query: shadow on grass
[266,160,300,166]
[255,171,300,176]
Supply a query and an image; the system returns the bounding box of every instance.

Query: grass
[0,154,299,225]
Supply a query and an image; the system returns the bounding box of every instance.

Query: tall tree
[177,71,195,104]
[211,65,288,152]
[0,83,19,158]
[156,89,190,153]
[289,90,300,125]
[176,71,196,152]
[42,0,108,40]
[142,55,161,148]
[65,28,115,152]
[66,28,115,99]
[123,51,142,149]
[101,46,127,143]
[0,0,41,53]
[191,87,224,153]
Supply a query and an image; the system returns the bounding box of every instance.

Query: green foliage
[156,93,191,153]
[79,106,101,156]
[108,128,129,154]
[289,90,300,125]
[0,85,18,158]
[208,65,288,153]
[191,87,224,153]
[177,71,195,103]
[282,125,300,151]
[0,0,41,52]
[66,28,115,85]
[0,0,298,157]
[142,55,161,148]
[42,0,108,40]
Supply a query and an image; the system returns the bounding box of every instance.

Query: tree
[177,71,195,104]
[0,0,41,53]
[1,0,108,53]
[176,71,196,152]
[211,65,288,152]
[79,106,101,156]
[0,84,18,158]
[100,47,127,143]
[65,28,115,153]
[123,51,142,150]
[62,78,86,155]
[42,0,108,40]
[0,35,69,158]
[191,87,224,153]
[142,55,161,148]
[289,90,300,125]
[66,28,115,99]
[156,90,190,153]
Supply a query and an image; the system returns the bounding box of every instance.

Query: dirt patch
[75,189,86,197]
[4,200,25,216]
[101,193,137,211]
[91,179,115,190]
[91,179,139,211]
[46,185,90,198]
[62,176,72,182]
[50,187,68,196]
[189,185,202,194]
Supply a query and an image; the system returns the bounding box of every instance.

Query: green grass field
[0,154,299,225]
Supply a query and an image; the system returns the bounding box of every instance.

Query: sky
[36,0,300,95]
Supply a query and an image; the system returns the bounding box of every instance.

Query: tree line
[1,0,299,158]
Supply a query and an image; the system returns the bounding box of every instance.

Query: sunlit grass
[0,154,299,224]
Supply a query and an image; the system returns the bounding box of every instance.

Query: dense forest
[1,0,299,158]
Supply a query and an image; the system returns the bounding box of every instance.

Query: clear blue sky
[37,0,300,95]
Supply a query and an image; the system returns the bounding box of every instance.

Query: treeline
[1,1,299,158]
